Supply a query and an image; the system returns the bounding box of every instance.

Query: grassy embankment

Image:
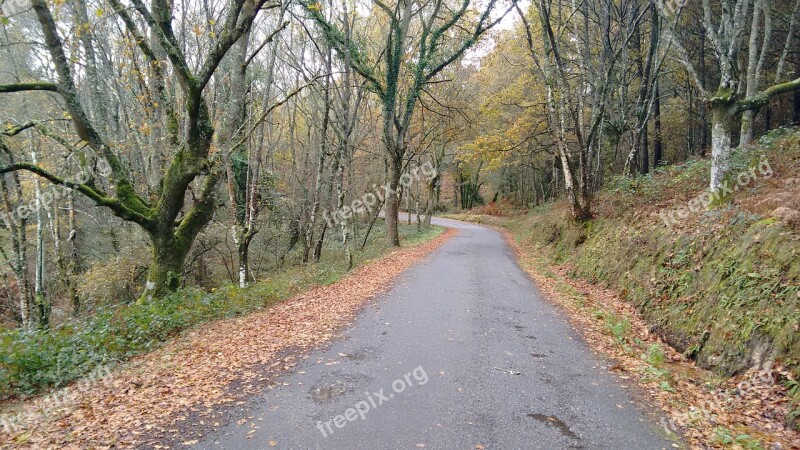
[446,127,800,431]
[0,223,443,401]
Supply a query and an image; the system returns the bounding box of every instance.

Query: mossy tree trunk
[660,0,800,193]
[385,153,402,247]
[709,95,736,193]
[143,231,190,301]
[0,0,271,300]
[707,74,800,193]
[0,139,33,329]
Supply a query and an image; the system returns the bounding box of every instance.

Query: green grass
[0,223,443,401]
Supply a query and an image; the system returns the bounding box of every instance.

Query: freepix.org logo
[316,366,429,438]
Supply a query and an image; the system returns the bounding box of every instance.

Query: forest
[0,0,799,447]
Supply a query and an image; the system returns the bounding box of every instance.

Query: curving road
[197,217,676,450]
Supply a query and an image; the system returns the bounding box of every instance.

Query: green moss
[486,131,800,417]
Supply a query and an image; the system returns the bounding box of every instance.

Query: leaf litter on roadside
[0,229,456,449]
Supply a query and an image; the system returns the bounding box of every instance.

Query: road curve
[197,217,676,449]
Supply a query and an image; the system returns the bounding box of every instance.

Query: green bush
[0,285,275,398]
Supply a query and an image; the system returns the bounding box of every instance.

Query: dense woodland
[0,0,798,335]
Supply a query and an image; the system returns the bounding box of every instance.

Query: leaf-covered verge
[445,127,800,446]
[500,230,798,448]
[0,224,454,448]
[0,223,444,402]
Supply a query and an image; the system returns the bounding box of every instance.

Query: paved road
[198,217,676,450]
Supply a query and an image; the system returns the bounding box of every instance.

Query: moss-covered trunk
[385,156,402,247]
[237,238,251,288]
[710,99,735,193]
[140,229,191,302]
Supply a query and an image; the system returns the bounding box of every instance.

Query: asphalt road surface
[197,217,676,450]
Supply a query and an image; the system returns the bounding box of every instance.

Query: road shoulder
[1,227,456,449]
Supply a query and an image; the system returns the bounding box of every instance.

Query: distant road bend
[199,215,676,449]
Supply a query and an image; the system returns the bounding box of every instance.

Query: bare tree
[303,0,512,244]
[661,0,800,192]
[0,0,274,299]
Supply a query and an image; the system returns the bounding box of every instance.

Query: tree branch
[737,77,800,112]
[300,0,386,97]
[245,20,289,68]
[0,163,153,227]
[0,82,58,93]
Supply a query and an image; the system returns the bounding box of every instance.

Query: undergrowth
[0,224,443,400]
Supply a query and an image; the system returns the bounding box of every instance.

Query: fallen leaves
[497,226,800,449]
[0,228,456,448]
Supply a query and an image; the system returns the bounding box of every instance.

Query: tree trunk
[313,222,327,262]
[334,147,353,268]
[740,0,771,146]
[653,80,663,166]
[31,149,49,329]
[0,143,33,329]
[67,192,80,314]
[304,46,333,261]
[424,171,439,228]
[795,63,800,124]
[699,28,708,156]
[794,90,800,125]
[740,0,763,146]
[235,230,254,288]
[385,156,401,247]
[710,102,734,192]
[406,190,411,224]
[142,230,191,301]
[640,121,649,174]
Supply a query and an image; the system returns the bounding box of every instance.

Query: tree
[216,9,291,287]
[0,0,274,299]
[661,0,800,192]
[302,0,513,245]
[519,0,651,219]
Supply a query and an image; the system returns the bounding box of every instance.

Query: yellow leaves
[307,2,322,12]
[274,149,294,165]
[190,20,218,38]
[458,135,513,171]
